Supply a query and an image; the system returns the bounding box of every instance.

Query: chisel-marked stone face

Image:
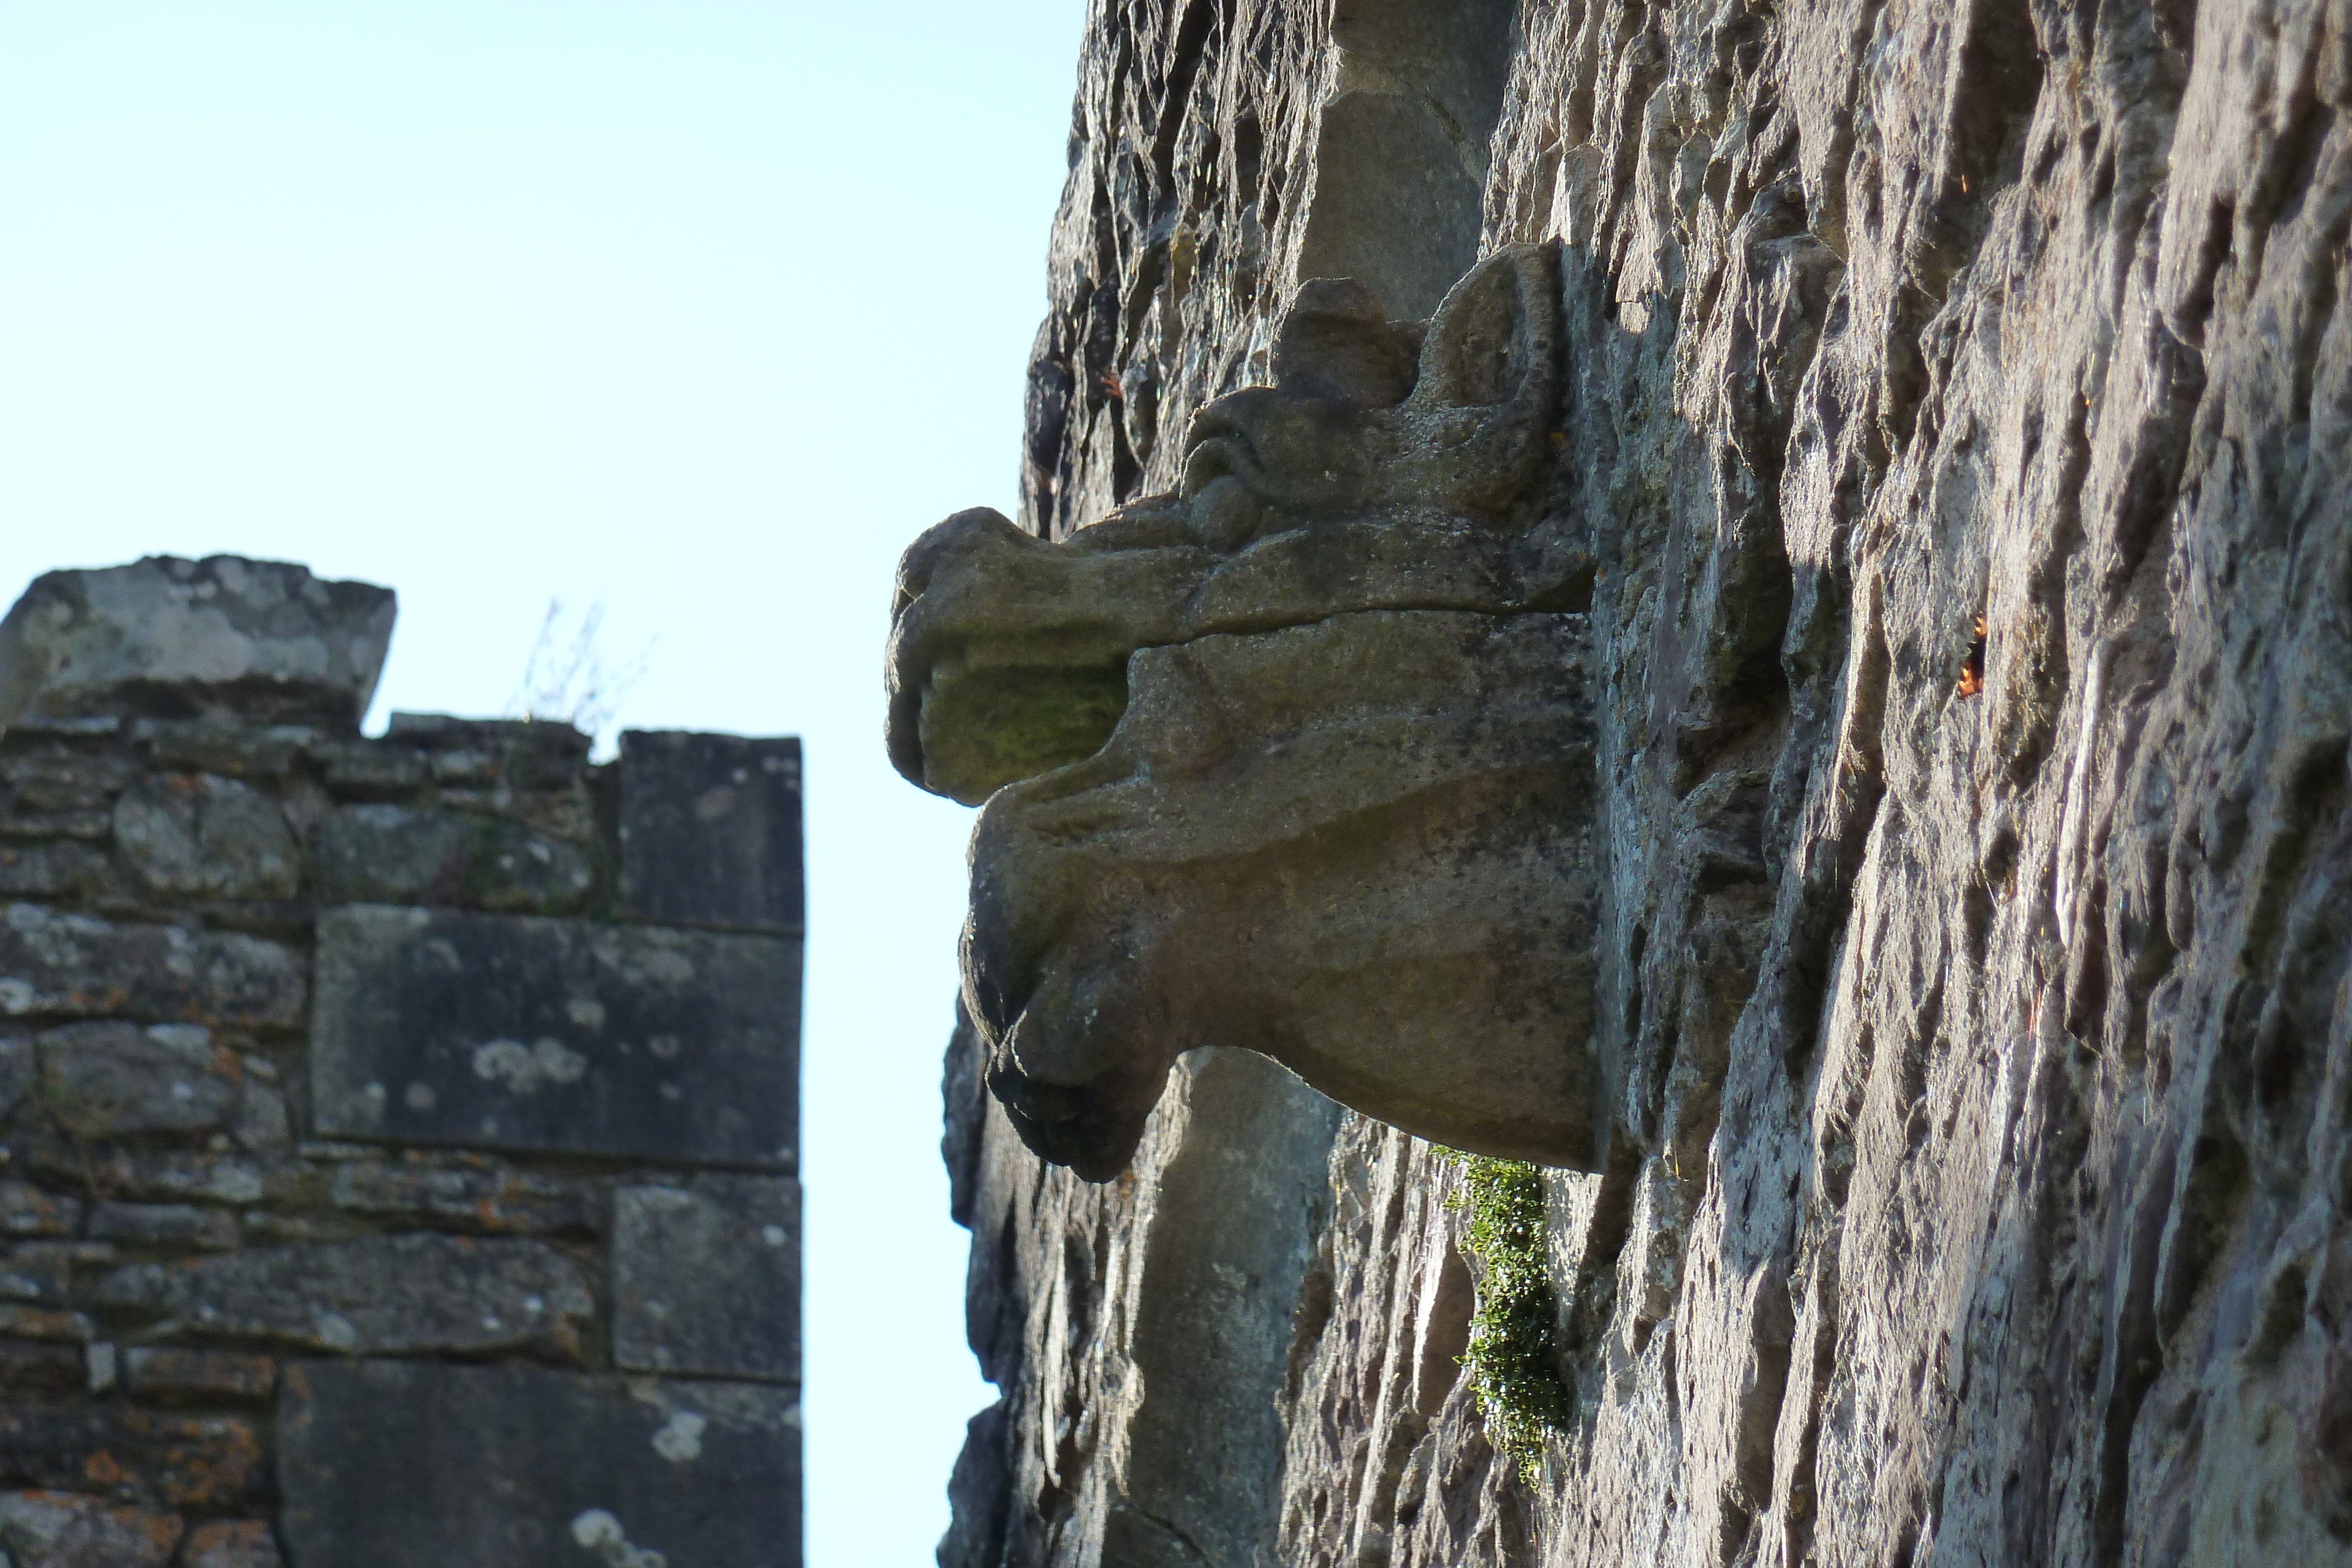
[888,245,1606,1179]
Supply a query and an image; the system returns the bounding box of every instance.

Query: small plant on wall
[1447,1154,1569,1483]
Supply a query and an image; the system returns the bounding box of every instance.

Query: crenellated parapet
[0,555,803,1568]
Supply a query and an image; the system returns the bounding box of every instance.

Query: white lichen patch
[470,1037,588,1094]
[570,1509,667,1568]
[650,1410,706,1463]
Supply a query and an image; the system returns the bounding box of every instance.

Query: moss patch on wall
[1448,1155,1568,1482]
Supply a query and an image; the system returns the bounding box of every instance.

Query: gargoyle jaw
[953,609,1606,1180]
[983,1055,1168,1183]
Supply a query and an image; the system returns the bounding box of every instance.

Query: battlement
[0,558,803,1567]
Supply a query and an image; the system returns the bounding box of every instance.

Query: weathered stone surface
[0,1249,68,1306]
[310,905,799,1169]
[35,1022,243,1141]
[0,1407,265,1508]
[0,749,136,817]
[121,1348,276,1406]
[312,805,593,913]
[92,1234,593,1360]
[0,1341,82,1399]
[14,1137,278,1208]
[226,1076,289,1154]
[181,1520,282,1568]
[613,1175,799,1383]
[309,737,428,797]
[328,1156,600,1237]
[0,1306,89,1344]
[85,1203,237,1252]
[277,1360,800,1568]
[0,1492,183,1568]
[0,1032,28,1119]
[382,713,591,791]
[135,720,315,781]
[0,556,394,732]
[896,249,1601,1179]
[111,775,298,901]
[944,1034,1343,1568]
[0,1183,79,1241]
[617,730,803,933]
[0,905,304,1029]
[0,843,110,902]
[941,0,2352,1563]
[1292,0,1517,323]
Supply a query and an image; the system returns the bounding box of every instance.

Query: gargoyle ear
[1410,242,1559,410]
[1273,277,1419,408]
[1388,242,1562,516]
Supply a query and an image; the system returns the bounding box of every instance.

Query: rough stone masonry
[0,555,803,1567]
[930,0,2352,1565]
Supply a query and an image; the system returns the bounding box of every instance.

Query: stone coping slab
[0,557,394,732]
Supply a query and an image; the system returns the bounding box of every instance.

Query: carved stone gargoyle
[887,243,1606,1180]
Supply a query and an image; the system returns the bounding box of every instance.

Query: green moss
[1446,1154,1567,1483]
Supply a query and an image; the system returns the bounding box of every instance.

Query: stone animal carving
[888,243,1606,1179]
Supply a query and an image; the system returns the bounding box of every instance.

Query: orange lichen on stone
[1957,613,1988,698]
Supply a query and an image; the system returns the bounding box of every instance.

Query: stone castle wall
[941,1,2352,1565]
[0,556,803,1567]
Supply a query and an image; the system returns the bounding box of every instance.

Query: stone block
[312,906,799,1168]
[0,1306,89,1343]
[14,1137,277,1207]
[0,1340,82,1399]
[0,810,108,841]
[182,1520,282,1568]
[0,1183,80,1241]
[86,1203,238,1252]
[618,731,803,933]
[0,842,110,902]
[0,749,136,815]
[121,1348,277,1406]
[309,738,427,797]
[0,557,394,733]
[312,805,593,914]
[0,1248,69,1306]
[328,1158,600,1237]
[613,1175,800,1383]
[0,1032,31,1119]
[0,1407,265,1508]
[228,1078,290,1154]
[278,1361,800,1568]
[383,714,590,791]
[312,804,465,901]
[135,720,315,780]
[36,1023,243,1141]
[111,776,299,900]
[0,1492,184,1568]
[0,905,305,1029]
[92,1234,593,1361]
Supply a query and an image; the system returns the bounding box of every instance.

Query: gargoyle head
[887,243,1605,1180]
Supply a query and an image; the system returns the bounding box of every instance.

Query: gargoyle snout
[884,507,1206,805]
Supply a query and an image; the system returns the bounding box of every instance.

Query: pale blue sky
[0,3,1086,1559]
